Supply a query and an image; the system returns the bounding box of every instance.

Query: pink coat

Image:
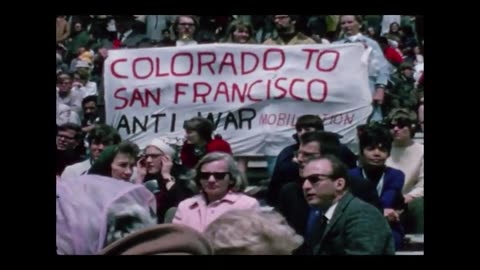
[173,192,259,232]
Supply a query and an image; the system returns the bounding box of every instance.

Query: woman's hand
[135,156,147,184]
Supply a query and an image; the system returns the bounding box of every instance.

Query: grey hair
[105,202,157,246]
[203,209,304,255]
[192,152,247,193]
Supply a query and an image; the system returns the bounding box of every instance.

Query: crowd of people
[56,15,424,255]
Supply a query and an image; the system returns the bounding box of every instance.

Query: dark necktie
[306,213,329,249]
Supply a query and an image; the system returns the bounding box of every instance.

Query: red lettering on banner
[232,83,248,103]
[198,52,216,75]
[132,57,154,79]
[302,49,318,70]
[273,77,288,99]
[174,83,188,104]
[145,88,161,106]
[307,79,328,103]
[241,52,260,75]
[155,58,170,77]
[129,88,146,107]
[247,80,262,102]
[277,113,287,126]
[114,87,128,109]
[219,53,238,75]
[214,82,230,102]
[344,113,354,124]
[111,58,128,79]
[171,52,194,76]
[289,78,304,101]
[193,82,212,103]
[316,50,340,72]
[263,49,285,71]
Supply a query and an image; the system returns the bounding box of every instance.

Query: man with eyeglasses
[61,124,121,180]
[276,131,381,254]
[173,15,198,46]
[263,15,316,45]
[56,123,83,176]
[267,115,357,207]
[301,155,394,255]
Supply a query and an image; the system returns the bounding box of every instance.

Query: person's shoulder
[207,136,231,152]
[263,38,276,45]
[385,166,404,177]
[411,142,424,152]
[348,167,362,176]
[68,159,90,169]
[346,194,381,216]
[332,38,345,44]
[278,143,297,158]
[296,32,313,40]
[178,195,202,208]
[233,193,259,206]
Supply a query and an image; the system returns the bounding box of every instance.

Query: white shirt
[118,29,133,43]
[386,142,424,198]
[57,103,81,126]
[176,39,198,47]
[324,202,338,223]
[61,159,92,180]
[57,89,83,114]
[347,33,363,42]
[73,81,98,98]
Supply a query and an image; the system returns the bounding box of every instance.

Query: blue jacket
[349,166,405,249]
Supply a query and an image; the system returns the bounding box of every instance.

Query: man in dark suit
[276,131,381,243]
[301,155,394,255]
[267,115,358,207]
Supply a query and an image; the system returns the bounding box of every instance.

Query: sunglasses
[299,173,335,184]
[388,119,411,129]
[199,172,230,181]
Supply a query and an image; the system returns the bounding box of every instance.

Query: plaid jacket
[313,192,395,255]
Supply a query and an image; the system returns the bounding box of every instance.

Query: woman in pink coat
[173,152,259,232]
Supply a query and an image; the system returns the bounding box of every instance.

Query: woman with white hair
[136,138,194,223]
[204,209,303,255]
[173,152,259,232]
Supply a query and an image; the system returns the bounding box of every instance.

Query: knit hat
[75,60,92,70]
[387,108,418,123]
[98,224,214,255]
[146,138,175,158]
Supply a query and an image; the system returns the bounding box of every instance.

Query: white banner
[104,43,372,156]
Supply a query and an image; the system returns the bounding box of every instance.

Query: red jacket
[384,47,403,65]
[180,135,232,169]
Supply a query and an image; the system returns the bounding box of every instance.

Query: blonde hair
[203,209,303,255]
[193,152,247,193]
[221,19,256,44]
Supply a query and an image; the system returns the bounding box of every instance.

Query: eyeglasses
[388,119,411,129]
[300,173,335,184]
[144,153,163,159]
[57,134,75,140]
[199,172,230,181]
